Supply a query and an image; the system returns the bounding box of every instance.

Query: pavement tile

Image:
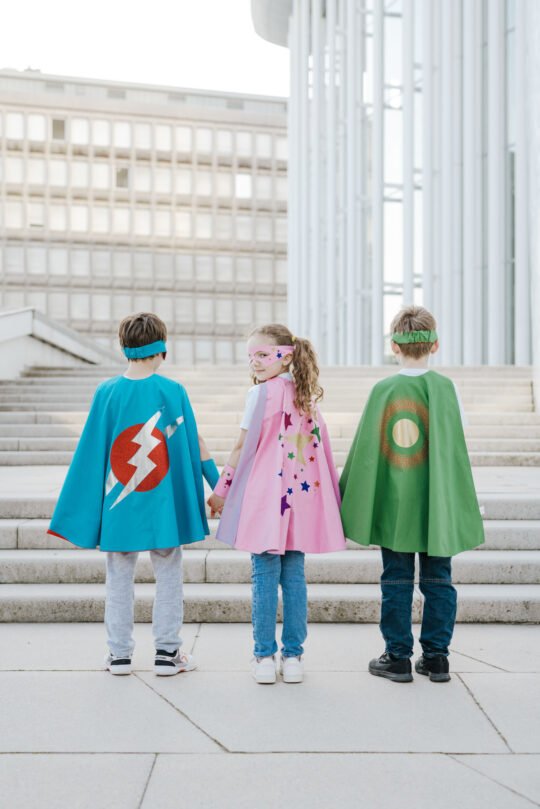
[456,754,540,806]
[0,754,153,809]
[451,625,540,672]
[142,753,534,809]
[140,671,507,754]
[0,672,220,753]
[0,623,198,671]
[460,673,540,753]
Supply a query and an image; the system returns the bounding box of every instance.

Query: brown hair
[390,305,437,359]
[249,323,323,414]
[118,312,167,361]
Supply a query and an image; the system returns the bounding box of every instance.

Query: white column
[515,0,531,363]
[298,0,310,336]
[326,0,337,363]
[487,0,506,364]
[451,0,463,363]
[287,3,300,334]
[421,0,434,311]
[462,0,483,364]
[371,0,384,363]
[310,0,323,350]
[346,0,358,363]
[402,0,415,306]
[356,0,367,362]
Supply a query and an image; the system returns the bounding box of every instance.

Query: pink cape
[216,376,347,554]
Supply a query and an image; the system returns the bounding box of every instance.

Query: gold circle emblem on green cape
[380,398,429,468]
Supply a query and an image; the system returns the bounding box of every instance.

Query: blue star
[287,487,293,495]
[301,481,310,492]
[278,470,283,477]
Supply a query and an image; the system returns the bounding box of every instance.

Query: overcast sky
[0,0,290,97]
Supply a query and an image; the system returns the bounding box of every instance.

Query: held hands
[207,493,225,519]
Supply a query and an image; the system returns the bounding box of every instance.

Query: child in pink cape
[208,324,346,684]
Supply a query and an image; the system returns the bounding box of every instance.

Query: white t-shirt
[240,372,293,431]
[398,368,467,427]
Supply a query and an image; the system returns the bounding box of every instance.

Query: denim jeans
[380,547,457,659]
[251,551,308,659]
[105,547,183,657]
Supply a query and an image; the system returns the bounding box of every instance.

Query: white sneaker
[251,655,277,684]
[104,652,132,676]
[280,655,304,683]
[154,649,197,676]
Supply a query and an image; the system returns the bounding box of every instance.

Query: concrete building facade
[0,69,288,364]
[252,0,534,367]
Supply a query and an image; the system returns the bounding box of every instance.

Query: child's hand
[207,493,225,518]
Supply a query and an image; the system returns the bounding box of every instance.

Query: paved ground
[0,622,539,808]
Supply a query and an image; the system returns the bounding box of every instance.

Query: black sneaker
[154,648,196,676]
[368,652,413,683]
[415,654,451,682]
[104,652,132,675]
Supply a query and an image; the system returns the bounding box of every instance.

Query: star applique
[313,442,319,448]
[278,470,283,477]
[278,433,283,441]
[287,452,295,460]
[285,432,312,465]
[310,425,321,442]
[309,456,315,462]
[287,487,293,495]
[307,418,313,424]
[281,495,291,515]
[294,474,298,480]
[284,412,293,430]
[225,478,232,487]
[301,481,310,492]
[314,480,320,488]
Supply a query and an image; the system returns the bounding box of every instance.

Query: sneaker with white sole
[154,649,197,676]
[280,655,304,683]
[104,652,132,676]
[251,655,277,684]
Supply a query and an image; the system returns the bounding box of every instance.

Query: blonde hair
[390,305,437,359]
[118,312,167,361]
[249,323,323,414]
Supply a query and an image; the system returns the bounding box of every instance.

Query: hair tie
[291,335,297,343]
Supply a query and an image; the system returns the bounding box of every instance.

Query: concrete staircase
[0,364,539,623]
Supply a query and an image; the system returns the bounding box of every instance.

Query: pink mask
[248,345,295,367]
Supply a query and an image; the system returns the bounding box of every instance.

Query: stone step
[1,549,538,585]
[0,449,539,466]
[1,435,539,453]
[1,410,539,426]
[1,581,538,622]
[2,518,540,551]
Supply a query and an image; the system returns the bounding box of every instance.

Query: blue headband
[123,340,167,359]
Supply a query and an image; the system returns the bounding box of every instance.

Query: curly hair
[248,323,323,415]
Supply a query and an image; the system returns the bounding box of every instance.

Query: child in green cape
[340,305,484,683]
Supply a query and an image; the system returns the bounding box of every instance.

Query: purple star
[301,481,310,492]
[278,470,283,477]
[281,495,291,516]
[284,412,293,430]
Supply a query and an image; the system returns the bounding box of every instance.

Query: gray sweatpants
[104,547,183,657]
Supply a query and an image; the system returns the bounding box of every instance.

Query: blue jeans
[251,551,308,659]
[380,547,457,659]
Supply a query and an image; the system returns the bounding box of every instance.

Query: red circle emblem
[110,424,169,492]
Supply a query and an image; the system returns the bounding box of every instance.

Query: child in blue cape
[48,312,219,676]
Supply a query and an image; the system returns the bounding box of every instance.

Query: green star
[310,425,321,442]
[288,452,295,460]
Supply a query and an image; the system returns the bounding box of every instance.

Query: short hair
[390,305,437,359]
[118,312,167,361]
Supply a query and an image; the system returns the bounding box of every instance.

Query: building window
[235,299,253,323]
[92,119,111,147]
[235,174,252,199]
[113,121,131,149]
[113,208,130,234]
[256,133,272,159]
[236,258,253,283]
[155,167,172,194]
[216,172,232,197]
[5,112,24,139]
[92,207,110,234]
[71,118,90,145]
[216,214,232,240]
[115,167,129,189]
[71,293,91,319]
[134,166,151,193]
[5,202,23,229]
[276,177,288,201]
[52,118,66,140]
[216,298,233,324]
[196,298,213,323]
[133,251,152,280]
[135,123,152,150]
[196,128,213,152]
[49,248,68,275]
[195,255,213,282]
[27,203,45,229]
[237,131,253,157]
[275,216,287,244]
[71,161,89,187]
[195,170,212,196]
[276,259,287,284]
[175,212,192,239]
[92,294,111,321]
[175,168,192,195]
[217,129,233,154]
[276,136,288,161]
[71,205,89,232]
[255,257,273,283]
[155,124,172,151]
[236,215,253,241]
[92,251,111,277]
[195,213,212,240]
[215,255,233,283]
[155,210,172,237]
[175,295,193,321]
[113,251,132,280]
[27,246,47,274]
[49,205,67,231]
[256,300,273,322]
[49,159,68,187]
[134,209,151,236]
[71,250,91,276]
[28,158,46,185]
[28,114,46,141]
[256,217,273,242]
[92,163,111,190]
[176,254,193,281]
[176,126,192,151]
[256,175,272,199]
[5,157,23,184]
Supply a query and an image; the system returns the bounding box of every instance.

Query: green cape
[339,371,484,556]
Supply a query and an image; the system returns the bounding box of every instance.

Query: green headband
[391,330,438,344]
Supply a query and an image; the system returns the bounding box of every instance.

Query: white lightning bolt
[110,410,162,509]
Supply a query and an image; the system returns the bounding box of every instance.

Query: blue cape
[49,374,210,552]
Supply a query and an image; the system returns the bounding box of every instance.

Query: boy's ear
[430,341,439,354]
[390,341,401,355]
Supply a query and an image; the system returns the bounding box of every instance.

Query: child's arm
[206,429,247,515]
[198,433,220,489]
